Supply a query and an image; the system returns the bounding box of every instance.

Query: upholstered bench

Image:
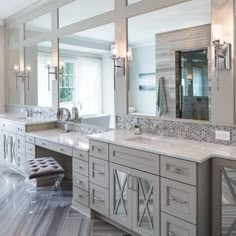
[24,157,65,214]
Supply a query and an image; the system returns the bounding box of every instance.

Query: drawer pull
[93,169,104,175]
[41,142,46,145]
[28,148,32,151]
[78,194,83,198]
[28,139,32,141]
[79,154,84,157]
[76,180,84,184]
[169,196,188,204]
[94,148,102,152]
[93,196,104,202]
[168,232,175,236]
[128,174,133,190]
[60,148,64,151]
[172,167,182,173]
[79,166,84,170]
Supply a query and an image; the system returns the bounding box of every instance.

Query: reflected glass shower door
[177,49,209,121]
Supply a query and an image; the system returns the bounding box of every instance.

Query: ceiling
[0,0,48,20]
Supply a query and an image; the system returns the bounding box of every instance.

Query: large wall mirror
[59,0,114,28]
[6,41,57,108]
[24,41,57,108]
[59,23,115,128]
[128,0,211,121]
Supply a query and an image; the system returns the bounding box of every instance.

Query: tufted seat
[24,157,64,179]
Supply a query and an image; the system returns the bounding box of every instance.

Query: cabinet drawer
[2,121,16,133]
[16,124,25,136]
[26,143,35,156]
[26,134,35,144]
[161,178,197,224]
[89,156,109,189]
[90,183,109,217]
[17,152,26,172]
[73,158,88,177]
[161,156,197,186]
[17,136,25,155]
[110,144,159,175]
[73,149,89,162]
[90,140,108,160]
[36,138,72,156]
[161,212,196,236]
[73,172,89,191]
[73,186,89,207]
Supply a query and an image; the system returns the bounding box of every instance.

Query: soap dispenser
[134,124,141,135]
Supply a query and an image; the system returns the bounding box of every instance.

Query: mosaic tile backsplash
[116,115,236,146]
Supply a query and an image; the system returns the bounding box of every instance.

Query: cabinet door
[132,170,160,236]
[8,134,16,166]
[3,132,9,162]
[212,158,236,236]
[17,152,26,172]
[110,163,133,229]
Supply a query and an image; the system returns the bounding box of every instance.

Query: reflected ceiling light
[212,24,231,70]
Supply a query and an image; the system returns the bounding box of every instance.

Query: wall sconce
[212,24,231,70]
[14,64,31,90]
[46,60,57,91]
[110,44,125,76]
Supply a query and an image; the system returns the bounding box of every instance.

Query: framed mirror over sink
[127,0,211,122]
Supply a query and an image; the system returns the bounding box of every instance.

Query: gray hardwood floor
[0,165,131,236]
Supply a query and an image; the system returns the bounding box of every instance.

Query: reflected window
[25,13,51,39]
[59,0,114,28]
[7,27,20,45]
[59,23,115,128]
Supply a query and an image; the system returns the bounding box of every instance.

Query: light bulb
[14,64,19,72]
[26,65,31,72]
[212,24,223,43]
[127,47,133,61]
[110,44,118,59]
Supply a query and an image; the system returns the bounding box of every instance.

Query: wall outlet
[215,130,231,141]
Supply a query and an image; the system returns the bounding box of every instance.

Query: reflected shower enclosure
[176,49,209,121]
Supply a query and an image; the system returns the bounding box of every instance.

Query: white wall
[129,45,156,115]
[0,26,4,112]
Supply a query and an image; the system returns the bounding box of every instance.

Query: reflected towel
[156,77,167,117]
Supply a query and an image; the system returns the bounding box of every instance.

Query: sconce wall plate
[115,57,125,77]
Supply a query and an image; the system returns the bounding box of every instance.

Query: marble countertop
[28,129,89,151]
[89,130,236,163]
[0,113,56,125]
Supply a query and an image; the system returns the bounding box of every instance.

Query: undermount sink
[126,136,166,145]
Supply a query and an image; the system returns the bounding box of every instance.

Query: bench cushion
[24,157,64,179]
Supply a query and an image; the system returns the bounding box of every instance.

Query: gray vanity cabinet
[109,163,160,236]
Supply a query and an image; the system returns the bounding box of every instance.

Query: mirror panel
[7,47,22,105]
[59,0,114,28]
[59,23,115,128]
[24,41,57,107]
[128,0,211,121]
[7,27,20,45]
[25,12,51,39]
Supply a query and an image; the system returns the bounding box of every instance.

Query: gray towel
[156,77,167,117]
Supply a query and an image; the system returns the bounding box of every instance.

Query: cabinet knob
[168,232,175,236]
